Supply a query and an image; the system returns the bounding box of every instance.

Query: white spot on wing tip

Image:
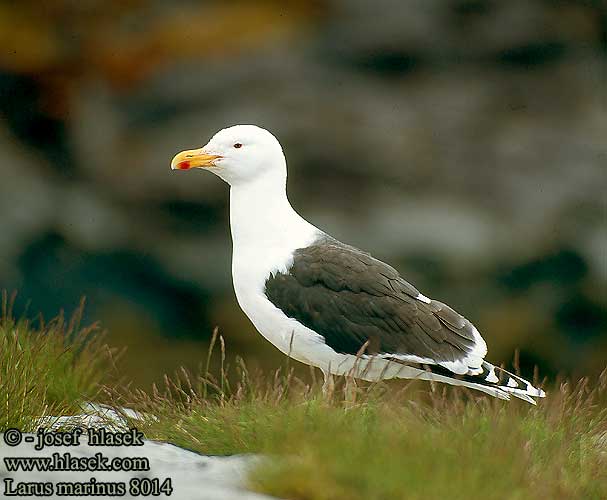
[416,293,432,304]
[528,385,546,398]
[507,377,518,388]
[486,366,499,383]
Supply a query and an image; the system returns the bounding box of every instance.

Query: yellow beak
[171,149,222,170]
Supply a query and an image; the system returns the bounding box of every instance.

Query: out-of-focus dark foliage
[0,0,605,387]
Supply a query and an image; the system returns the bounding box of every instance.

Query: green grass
[1,303,605,499]
[0,293,115,430]
[120,332,607,500]
[125,376,607,499]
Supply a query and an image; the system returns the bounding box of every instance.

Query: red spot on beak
[177,161,191,170]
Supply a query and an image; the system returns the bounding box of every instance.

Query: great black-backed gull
[171,125,545,404]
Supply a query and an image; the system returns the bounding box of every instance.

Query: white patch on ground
[4,406,278,500]
[35,403,146,431]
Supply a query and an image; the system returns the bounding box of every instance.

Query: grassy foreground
[121,331,607,500]
[1,303,606,499]
[0,295,115,430]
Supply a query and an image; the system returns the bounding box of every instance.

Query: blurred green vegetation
[0,0,605,388]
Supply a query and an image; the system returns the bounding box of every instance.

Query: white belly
[235,285,321,363]
[231,244,327,365]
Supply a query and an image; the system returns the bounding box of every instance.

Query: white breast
[227,172,339,366]
[231,236,321,361]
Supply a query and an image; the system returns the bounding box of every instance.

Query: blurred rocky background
[0,0,605,387]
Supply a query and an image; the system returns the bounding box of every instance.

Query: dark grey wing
[264,237,482,365]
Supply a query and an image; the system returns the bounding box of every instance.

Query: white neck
[229,170,318,252]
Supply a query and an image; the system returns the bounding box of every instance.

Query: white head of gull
[171,125,545,404]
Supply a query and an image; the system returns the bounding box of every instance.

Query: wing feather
[264,236,485,368]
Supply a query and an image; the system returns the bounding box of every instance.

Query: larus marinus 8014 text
[171,125,545,404]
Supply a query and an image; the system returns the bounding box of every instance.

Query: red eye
[233,143,243,149]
